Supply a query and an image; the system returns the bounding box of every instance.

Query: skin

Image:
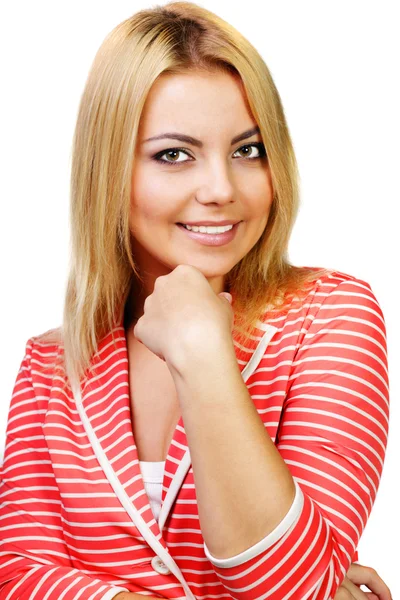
[119,70,392,600]
[129,69,273,318]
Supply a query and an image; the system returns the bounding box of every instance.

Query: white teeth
[183,224,234,234]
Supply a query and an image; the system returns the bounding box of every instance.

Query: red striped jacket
[0,269,389,599]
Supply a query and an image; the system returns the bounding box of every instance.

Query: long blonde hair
[39,1,328,390]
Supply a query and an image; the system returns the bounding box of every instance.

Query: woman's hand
[133,264,233,368]
[334,562,392,599]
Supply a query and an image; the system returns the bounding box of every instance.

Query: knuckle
[366,566,378,578]
[177,263,192,274]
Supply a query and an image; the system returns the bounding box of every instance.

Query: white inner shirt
[139,460,165,522]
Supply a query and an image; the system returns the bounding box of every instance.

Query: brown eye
[163,150,183,162]
[237,145,253,157]
[233,143,266,159]
[153,148,192,165]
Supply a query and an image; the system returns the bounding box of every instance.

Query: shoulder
[298,267,386,346]
[292,265,380,307]
[21,326,65,391]
[263,266,385,337]
[31,325,63,348]
[7,327,65,431]
[27,326,63,364]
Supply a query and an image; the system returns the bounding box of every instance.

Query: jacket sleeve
[0,338,129,600]
[203,278,389,599]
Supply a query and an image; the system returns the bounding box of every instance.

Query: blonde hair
[39,1,329,390]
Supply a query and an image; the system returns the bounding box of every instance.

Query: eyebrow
[142,125,261,147]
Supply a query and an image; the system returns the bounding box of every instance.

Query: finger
[342,576,374,600]
[334,588,354,600]
[219,292,232,304]
[347,564,392,600]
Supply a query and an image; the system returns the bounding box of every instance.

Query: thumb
[219,292,233,304]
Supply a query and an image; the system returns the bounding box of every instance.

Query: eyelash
[152,142,267,166]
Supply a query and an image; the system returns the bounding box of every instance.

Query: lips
[177,220,241,227]
[176,221,241,246]
[179,224,235,230]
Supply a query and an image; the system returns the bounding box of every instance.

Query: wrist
[166,332,236,379]
[167,344,241,404]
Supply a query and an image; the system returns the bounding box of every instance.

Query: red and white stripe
[0,268,389,599]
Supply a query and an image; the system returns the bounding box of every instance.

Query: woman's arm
[167,278,389,600]
[0,339,129,600]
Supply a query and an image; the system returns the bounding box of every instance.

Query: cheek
[248,197,273,239]
[131,163,178,212]
[131,169,178,217]
[252,193,273,220]
[130,185,168,222]
[129,197,179,243]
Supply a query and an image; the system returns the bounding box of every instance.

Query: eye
[152,142,267,166]
[232,143,266,160]
[153,148,190,165]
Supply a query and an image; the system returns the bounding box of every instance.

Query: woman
[0,2,392,599]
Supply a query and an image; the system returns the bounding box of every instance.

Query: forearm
[168,338,297,560]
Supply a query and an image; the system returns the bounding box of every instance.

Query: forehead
[138,70,254,137]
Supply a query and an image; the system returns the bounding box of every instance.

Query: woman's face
[129,69,274,295]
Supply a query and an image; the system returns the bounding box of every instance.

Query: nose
[194,159,236,206]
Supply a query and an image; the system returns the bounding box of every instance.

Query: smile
[176,221,241,246]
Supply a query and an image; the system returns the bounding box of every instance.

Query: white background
[1,1,398,595]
